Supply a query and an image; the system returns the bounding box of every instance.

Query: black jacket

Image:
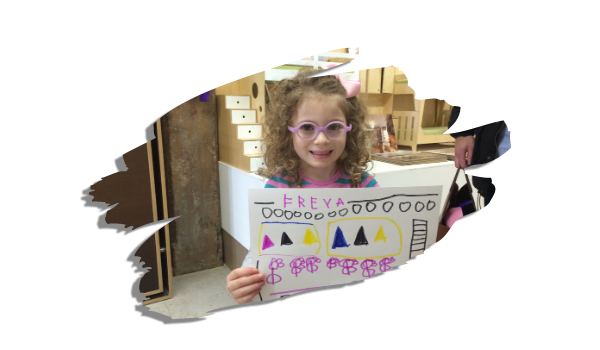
[448,106,506,198]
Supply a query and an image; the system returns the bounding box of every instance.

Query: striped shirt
[264,169,378,189]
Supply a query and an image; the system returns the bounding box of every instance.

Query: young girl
[226,68,379,304]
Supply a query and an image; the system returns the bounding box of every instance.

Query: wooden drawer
[238,124,262,139]
[250,157,265,172]
[243,140,262,155]
[231,110,256,124]
[225,96,250,109]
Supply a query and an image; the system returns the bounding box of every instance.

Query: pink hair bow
[325,64,361,98]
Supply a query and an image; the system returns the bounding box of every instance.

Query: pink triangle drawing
[262,235,275,250]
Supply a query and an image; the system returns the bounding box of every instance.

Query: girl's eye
[327,123,342,130]
[300,124,315,131]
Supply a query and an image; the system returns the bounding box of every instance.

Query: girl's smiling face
[291,95,347,181]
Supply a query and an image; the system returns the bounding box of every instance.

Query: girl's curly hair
[261,68,372,188]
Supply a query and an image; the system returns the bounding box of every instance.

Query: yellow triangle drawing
[303,228,319,246]
[374,226,387,243]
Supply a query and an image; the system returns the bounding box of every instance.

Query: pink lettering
[311,196,317,210]
[298,195,305,208]
[323,198,332,208]
[336,198,345,207]
[284,194,292,208]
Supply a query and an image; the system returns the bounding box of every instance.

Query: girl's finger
[231,279,264,299]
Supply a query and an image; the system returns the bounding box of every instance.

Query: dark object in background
[437,168,477,242]
[199,91,210,102]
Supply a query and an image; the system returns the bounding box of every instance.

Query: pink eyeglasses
[288,121,353,140]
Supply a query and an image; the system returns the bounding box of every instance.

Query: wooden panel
[394,82,415,95]
[382,94,393,114]
[393,94,416,112]
[421,99,439,128]
[366,68,382,93]
[161,91,222,276]
[382,66,395,93]
[366,94,383,115]
[238,71,266,122]
[359,70,367,93]
[215,79,240,95]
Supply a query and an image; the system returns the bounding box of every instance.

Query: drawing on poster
[249,186,442,301]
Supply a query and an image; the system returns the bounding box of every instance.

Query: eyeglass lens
[298,122,346,139]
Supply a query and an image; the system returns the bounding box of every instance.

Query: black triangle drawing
[353,226,369,246]
[281,232,293,245]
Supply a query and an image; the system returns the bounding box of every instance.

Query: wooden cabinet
[381,66,395,93]
[366,68,383,93]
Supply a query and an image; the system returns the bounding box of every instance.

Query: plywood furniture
[359,66,455,152]
[217,96,265,172]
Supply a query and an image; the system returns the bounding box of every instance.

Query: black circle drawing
[274,209,283,217]
[284,210,294,220]
[262,208,273,219]
[304,212,313,220]
[339,208,349,217]
[352,204,362,214]
[366,202,376,212]
[315,213,324,220]
[399,202,411,212]
[415,201,424,212]
[294,211,302,217]
[382,201,393,213]
[328,211,337,217]
[427,200,436,211]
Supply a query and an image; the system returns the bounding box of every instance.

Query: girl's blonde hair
[262,68,372,188]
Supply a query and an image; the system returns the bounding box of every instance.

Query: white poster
[249,186,442,301]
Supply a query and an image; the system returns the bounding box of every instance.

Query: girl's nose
[313,130,330,144]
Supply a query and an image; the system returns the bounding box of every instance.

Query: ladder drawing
[409,219,428,258]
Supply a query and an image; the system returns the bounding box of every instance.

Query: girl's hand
[226,267,265,304]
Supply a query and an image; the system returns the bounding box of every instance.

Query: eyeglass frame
[287,121,353,140]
